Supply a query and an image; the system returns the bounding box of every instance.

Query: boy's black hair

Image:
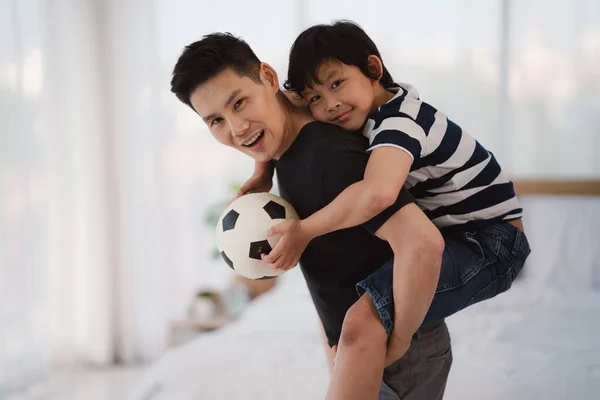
[171,33,262,110]
[284,20,394,95]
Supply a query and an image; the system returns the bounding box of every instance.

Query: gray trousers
[378,320,452,400]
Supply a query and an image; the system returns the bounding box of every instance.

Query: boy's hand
[229,173,273,205]
[261,219,312,271]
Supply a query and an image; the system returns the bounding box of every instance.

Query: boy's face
[190,65,288,162]
[302,61,376,132]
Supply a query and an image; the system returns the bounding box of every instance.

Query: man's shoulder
[296,121,368,155]
[275,122,370,210]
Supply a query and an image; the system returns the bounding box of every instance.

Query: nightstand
[170,316,232,347]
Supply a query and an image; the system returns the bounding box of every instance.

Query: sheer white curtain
[43,0,171,365]
[506,0,600,177]
[1,0,49,394]
[101,0,171,364]
[2,1,169,393]
[43,0,115,366]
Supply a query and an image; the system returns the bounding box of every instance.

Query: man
[170,33,452,399]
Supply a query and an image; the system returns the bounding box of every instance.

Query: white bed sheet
[129,196,600,400]
[128,268,330,400]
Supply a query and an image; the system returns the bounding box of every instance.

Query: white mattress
[129,196,600,400]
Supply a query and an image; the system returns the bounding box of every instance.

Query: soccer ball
[215,192,299,280]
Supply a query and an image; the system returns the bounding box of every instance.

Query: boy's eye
[210,118,223,126]
[309,95,321,104]
[331,80,342,89]
[233,98,244,110]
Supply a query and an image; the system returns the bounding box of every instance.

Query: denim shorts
[356,221,532,336]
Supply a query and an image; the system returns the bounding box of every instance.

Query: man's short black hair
[284,20,394,95]
[171,33,262,110]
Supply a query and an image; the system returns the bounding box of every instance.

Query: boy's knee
[340,296,387,347]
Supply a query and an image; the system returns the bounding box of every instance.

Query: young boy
[238,21,531,400]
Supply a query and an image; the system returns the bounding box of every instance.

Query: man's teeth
[243,132,262,146]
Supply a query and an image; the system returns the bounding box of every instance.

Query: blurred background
[1,0,599,399]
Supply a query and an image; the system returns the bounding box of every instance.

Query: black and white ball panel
[216,192,299,280]
[221,209,240,232]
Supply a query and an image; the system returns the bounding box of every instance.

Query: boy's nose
[328,101,341,112]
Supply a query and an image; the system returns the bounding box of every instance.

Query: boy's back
[364,83,522,230]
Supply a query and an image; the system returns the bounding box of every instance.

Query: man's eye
[309,95,320,103]
[210,118,223,126]
[233,99,244,110]
[332,80,342,89]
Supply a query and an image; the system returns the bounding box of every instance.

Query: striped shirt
[363,83,522,229]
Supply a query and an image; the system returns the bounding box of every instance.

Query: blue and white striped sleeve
[366,116,427,162]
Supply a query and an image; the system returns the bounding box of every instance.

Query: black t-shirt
[273,121,414,346]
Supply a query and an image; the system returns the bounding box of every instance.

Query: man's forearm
[254,159,274,178]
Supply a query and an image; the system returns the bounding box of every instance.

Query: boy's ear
[283,90,307,108]
[366,55,384,83]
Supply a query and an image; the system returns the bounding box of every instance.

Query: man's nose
[228,116,249,137]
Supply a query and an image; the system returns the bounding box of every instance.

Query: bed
[128,196,600,400]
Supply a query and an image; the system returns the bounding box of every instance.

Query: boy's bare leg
[384,248,438,366]
[325,293,388,400]
[382,224,443,366]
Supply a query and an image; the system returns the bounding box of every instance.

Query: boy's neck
[371,84,396,113]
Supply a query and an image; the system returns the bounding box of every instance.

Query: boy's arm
[262,147,412,271]
[262,147,411,271]
[262,115,425,271]
[303,109,427,238]
[302,147,412,238]
[303,109,429,238]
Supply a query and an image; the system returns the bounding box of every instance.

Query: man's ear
[259,62,280,93]
[367,55,384,83]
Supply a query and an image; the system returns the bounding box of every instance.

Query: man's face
[190,65,286,162]
[302,61,376,132]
